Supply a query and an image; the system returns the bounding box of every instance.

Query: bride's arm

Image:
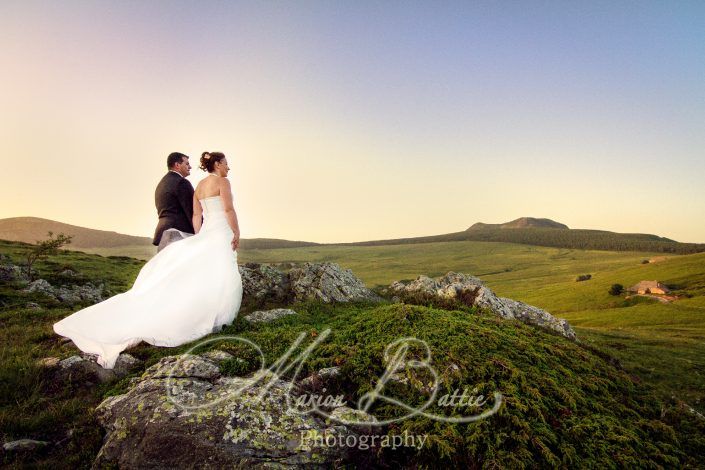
[192,194,203,234]
[219,179,240,249]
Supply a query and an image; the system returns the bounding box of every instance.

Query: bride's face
[218,158,230,176]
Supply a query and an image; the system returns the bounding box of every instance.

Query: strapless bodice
[199,196,225,216]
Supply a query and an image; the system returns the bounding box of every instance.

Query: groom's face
[175,157,191,177]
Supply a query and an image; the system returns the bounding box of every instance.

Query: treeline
[460,228,705,254]
[336,228,705,254]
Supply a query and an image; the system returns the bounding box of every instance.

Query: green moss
[222,302,705,468]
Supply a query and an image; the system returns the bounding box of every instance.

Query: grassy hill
[333,227,704,254]
[0,217,152,249]
[3,216,704,262]
[240,241,705,413]
[1,239,703,467]
[468,216,570,230]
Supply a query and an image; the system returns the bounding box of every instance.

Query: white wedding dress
[53,195,243,369]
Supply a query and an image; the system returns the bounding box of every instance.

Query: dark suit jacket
[153,172,195,246]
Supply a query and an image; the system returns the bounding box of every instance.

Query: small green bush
[609,284,624,296]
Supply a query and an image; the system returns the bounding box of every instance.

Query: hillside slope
[0,217,151,248]
[0,217,320,253]
[335,227,702,254]
[0,240,703,467]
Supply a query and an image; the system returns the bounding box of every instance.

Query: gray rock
[387,271,577,340]
[0,257,24,281]
[299,366,342,389]
[141,354,221,380]
[23,279,55,297]
[0,264,16,281]
[55,283,105,305]
[239,263,291,305]
[329,406,377,427]
[239,262,383,306]
[57,353,142,384]
[3,439,49,452]
[288,262,383,303]
[244,308,297,324]
[201,350,235,364]
[499,297,576,340]
[22,279,104,305]
[93,354,376,467]
[36,357,61,368]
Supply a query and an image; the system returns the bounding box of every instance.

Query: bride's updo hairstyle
[199,151,226,172]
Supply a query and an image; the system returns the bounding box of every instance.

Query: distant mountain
[0,217,151,248]
[468,217,569,230]
[334,218,705,254]
[0,217,320,252]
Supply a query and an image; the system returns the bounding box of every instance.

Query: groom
[153,152,195,251]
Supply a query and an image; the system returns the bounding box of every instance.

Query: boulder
[23,279,54,297]
[93,354,376,467]
[22,279,104,305]
[0,264,19,282]
[3,439,49,452]
[386,272,576,340]
[288,262,383,303]
[239,262,383,306]
[298,366,342,390]
[201,349,236,364]
[244,308,297,324]
[54,283,105,305]
[239,263,291,305]
[57,353,142,384]
[0,257,30,282]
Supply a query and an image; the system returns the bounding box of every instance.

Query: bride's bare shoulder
[218,177,232,189]
[193,180,205,197]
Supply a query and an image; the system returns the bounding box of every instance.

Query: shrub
[609,284,624,296]
[24,231,73,281]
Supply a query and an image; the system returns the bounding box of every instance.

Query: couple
[53,152,243,369]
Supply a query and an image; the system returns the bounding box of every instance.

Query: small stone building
[629,280,670,295]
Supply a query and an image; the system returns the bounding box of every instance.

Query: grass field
[1,238,704,466]
[239,241,705,413]
[65,244,157,260]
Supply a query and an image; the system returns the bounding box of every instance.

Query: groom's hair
[167,152,189,169]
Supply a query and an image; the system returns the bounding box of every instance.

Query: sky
[1,1,704,243]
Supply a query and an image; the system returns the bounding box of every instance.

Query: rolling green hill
[3,216,703,259]
[240,241,705,414]
[334,226,703,254]
[0,238,704,467]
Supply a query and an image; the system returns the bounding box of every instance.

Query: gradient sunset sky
[1,1,704,243]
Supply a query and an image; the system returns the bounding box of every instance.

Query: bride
[53,152,243,369]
